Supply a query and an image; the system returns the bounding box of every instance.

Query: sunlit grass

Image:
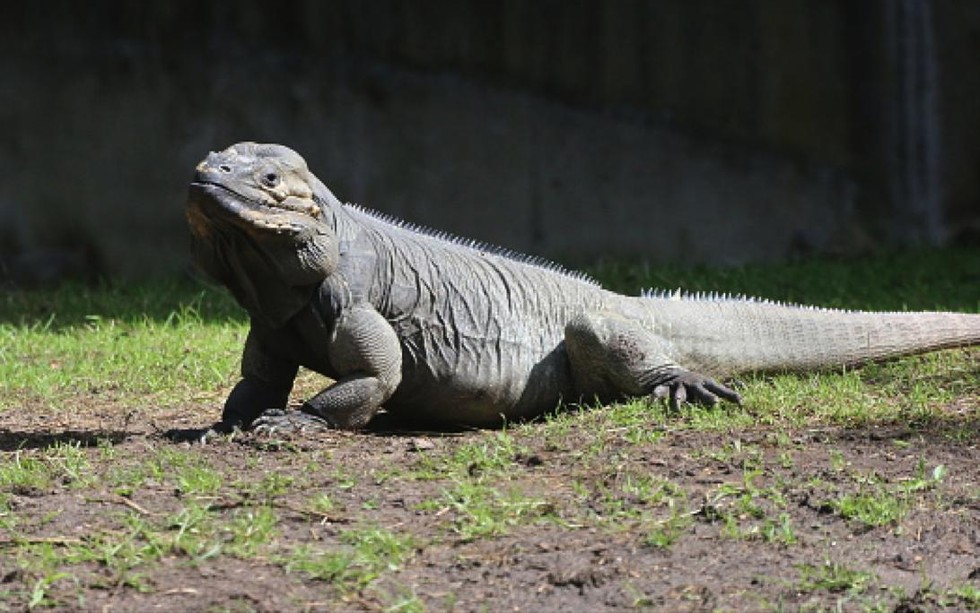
[0,280,245,410]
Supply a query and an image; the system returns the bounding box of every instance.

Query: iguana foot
[651,371,742,412]
[251,408,333,436]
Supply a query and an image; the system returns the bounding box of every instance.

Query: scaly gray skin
[179,142,980,437]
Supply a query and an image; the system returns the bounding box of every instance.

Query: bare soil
[1,395,977,612]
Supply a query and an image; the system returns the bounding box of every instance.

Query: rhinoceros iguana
[180,142,979,436]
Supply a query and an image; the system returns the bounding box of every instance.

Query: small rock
[408,437,435,452]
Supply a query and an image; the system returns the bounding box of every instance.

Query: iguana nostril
[219,164,232,173]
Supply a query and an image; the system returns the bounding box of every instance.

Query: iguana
[180,141,979,437]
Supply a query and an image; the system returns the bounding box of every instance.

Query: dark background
[1,0,977,282]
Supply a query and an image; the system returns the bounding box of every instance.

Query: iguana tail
[644,293,980,377]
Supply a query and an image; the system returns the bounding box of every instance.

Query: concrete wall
[0,1,977,281]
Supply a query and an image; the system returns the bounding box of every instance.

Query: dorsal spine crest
[344,203,599,286]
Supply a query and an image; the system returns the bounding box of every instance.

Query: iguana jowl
[184,142,979,433]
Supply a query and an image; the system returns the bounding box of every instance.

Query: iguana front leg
[253,303,403,432]
[565,311,742,411]
[165,330,298,443]
[219,330,299,428]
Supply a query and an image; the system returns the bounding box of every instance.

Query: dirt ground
[1,392,978,612]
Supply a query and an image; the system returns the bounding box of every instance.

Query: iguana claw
[652,372,742,412]
[251,408,333,436]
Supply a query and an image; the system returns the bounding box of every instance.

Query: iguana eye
[261,172,280,187]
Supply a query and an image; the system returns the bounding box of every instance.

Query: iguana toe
[652,372,742,411]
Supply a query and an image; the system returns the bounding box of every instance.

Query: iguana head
[186,142,340,324]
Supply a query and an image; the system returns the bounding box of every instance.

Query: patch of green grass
[833,489,907,527]
[759,512,797,545]
[0,452,53,493]
[449,431,525,478]
[27,570,74,610]
[9,542,72,607]
[594,400,669,445]
[174,464,223,496]
[796,560,876,594]
[0,280,242,326]
[0,281,244,410]
[44,442,93,487]
[700,439,765,470]
[284,525,416,591]
[430,480,554,542]
[225,505,279,557]
[137,447,230,498]
[10,498,282,605]
[165,502,223,562]
[565,466,696,549]
[326,468,357,491]
[643,506,693,549]
[823,458,948,529]
[620,474,686,506]
[105,462,151,497]
[285,545,357,584]
[696,465,804,545]
[946,583,980,607]
[410,430,529,484]
[252,472,297,501]
[370,585,427,613]
[0,442,98,495]
[63,513,164,581]
[308,492,337,515]
[901,459,947,494]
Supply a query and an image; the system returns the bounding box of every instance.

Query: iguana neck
[191,229,321,328]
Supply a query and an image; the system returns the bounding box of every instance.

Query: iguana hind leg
[564,311,741,411]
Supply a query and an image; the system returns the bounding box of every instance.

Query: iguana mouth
[188,181,321,236]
